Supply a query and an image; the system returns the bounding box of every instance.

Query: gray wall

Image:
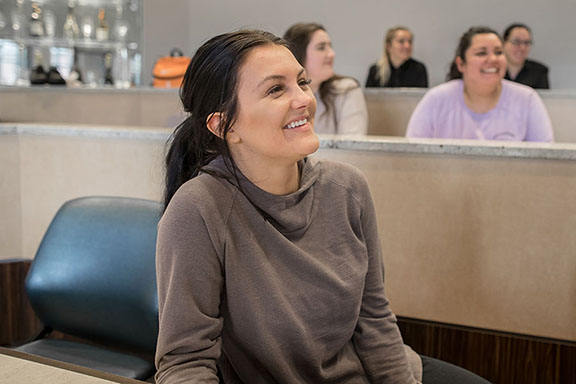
[142,0,576,89]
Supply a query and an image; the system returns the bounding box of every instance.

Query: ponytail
[163,116,222,210]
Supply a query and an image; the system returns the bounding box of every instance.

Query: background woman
[365,26,428,88]
[503,23,549,89]
[406,26,553,142]
[284,23,368,135]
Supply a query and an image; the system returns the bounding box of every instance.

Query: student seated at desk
[284,23,368,135]
[155,28,491,384]
[503,23,550,89]
[365,26,428,88]
[406,26,553,142]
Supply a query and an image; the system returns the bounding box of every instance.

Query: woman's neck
[389,55,406,69]
[310,78,321,94]
[507,61,524,80]
[462,81,502,114]
[234,157,301,195]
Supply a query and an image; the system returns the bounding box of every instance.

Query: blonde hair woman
[366,26,428,88]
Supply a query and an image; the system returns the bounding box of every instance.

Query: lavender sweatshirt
[406,79,553,142]
[155,156,420,383]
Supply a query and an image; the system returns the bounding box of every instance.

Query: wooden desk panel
[0,260,41,346]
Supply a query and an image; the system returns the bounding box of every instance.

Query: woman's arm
[536,67,550,89]
[336,85,369,135]
[525,91,554,142]
[406,90,435,138]
[155,188,225,383]
[417,63,429,88]
[352,175,418,383]
[365,65,380,88]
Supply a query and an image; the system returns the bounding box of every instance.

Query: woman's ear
[206,112,241,144]
[455,56,464,73]
[206,112,223,138]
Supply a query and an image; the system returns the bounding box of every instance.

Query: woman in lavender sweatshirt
[406,26,553,142]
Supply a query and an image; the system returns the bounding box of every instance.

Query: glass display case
[0,0,142,87]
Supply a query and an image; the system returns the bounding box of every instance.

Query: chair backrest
[26,196,162,353]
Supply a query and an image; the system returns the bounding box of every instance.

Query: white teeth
[482,68,498,73]
[285,118,307,129]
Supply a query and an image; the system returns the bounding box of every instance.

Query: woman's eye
[267,85,284,96]
[299,78,312,87]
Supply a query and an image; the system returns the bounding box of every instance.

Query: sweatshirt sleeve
[406,90,435,138]
[352,175,418,383]
[417,63,428,88]
[525,90,554,142]
[365,65,380,87]
[155,187,226,384]
[336,86,369,135]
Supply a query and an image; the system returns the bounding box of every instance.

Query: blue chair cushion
[14,339,155,380]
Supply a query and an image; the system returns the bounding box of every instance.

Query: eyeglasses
[509,39,533,47]
[393,38,412,45]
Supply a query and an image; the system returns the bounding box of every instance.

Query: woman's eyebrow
[256,69,306,88]
[257,75,285,88]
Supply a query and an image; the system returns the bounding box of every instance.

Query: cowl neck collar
[203,156,321,235]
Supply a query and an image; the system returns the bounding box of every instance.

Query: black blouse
[365,58,428,88]
[505,59,549,89]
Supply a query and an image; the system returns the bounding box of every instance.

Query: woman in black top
[366,26,428,88]
[503,23,549,89]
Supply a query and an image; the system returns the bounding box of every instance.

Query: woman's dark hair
[164,29,287,210]
[447,26,503,80]
[503,23,532,41]
[283,23,358,123]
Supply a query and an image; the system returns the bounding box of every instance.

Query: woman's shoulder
[501,79,540,103]
[164,174,236,222]
[407,58,427,69]
[422,79,461,100]
[502,79,539,95]
[313,158,368,192]
[525,59,549,72]
[330,76,361,93]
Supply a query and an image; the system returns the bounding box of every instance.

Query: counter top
[0,85,179,95]
[365,87,576,100]
[3,85,576,99]
[2,123,576,161]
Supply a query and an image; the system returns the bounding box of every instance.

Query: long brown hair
[283,23,358,124]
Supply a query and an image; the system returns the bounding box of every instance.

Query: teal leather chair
[14,196,162,380]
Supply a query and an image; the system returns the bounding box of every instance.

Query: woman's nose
[292,87,315,110]
[327,46,335,58]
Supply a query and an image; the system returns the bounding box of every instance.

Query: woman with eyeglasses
[406,26,553,142]
[365,26,428,88]
[503,23,549,89]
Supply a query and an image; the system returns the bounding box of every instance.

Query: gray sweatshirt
[155,156,421,383]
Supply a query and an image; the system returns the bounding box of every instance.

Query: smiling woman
[406,26,553,142]
[155,29,421,383]
[503,23,550,89]
[365,26,428,88]
[284,23,368,135]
